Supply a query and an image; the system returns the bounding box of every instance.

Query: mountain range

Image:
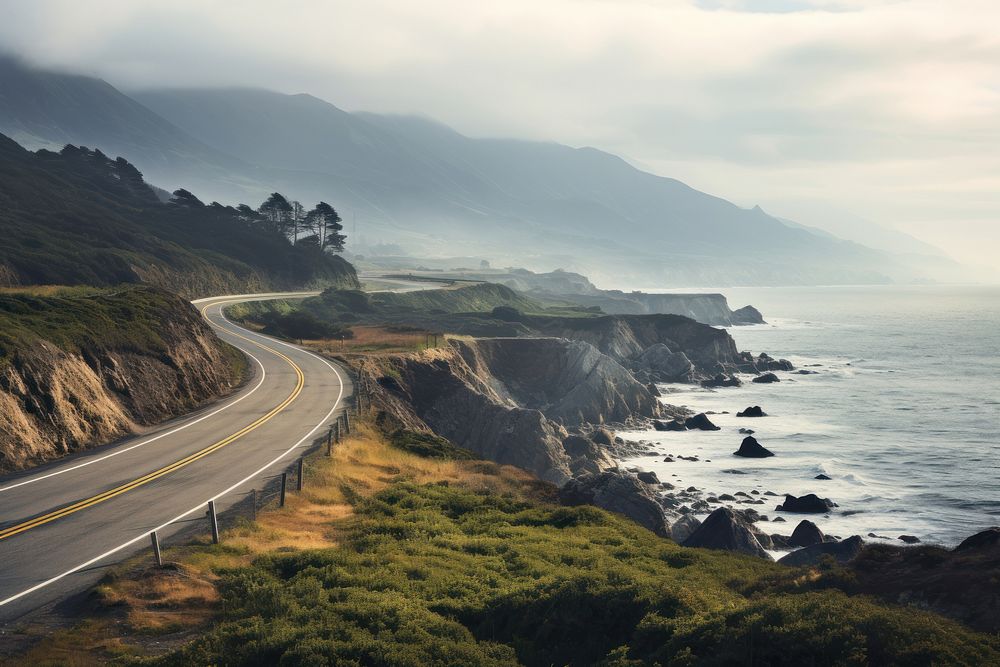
[0,54,964,287]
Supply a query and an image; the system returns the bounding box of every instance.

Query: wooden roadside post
[344,411,351,435]
[208,500,220,544]
[280,473,288,507]
[326,426,333,456]
[296,457,304,491]
[150,531,163,567]
[250,489,257,520]
[334,420,341,444]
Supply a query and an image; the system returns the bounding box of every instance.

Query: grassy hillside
[13,418,998,664]
[0,134,358,297]
[0,286,247,471]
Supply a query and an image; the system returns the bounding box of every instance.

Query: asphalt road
[0,292,352,626]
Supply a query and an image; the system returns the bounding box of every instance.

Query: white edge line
[0,294,319,493]
[0,310,346,609]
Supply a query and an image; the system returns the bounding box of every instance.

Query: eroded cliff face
[0,289,245,472]
[352,337,659,485]
[524,313,742,377]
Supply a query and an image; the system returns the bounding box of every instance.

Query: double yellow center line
[0,304,303,542]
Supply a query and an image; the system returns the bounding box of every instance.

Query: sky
[1,0,997,269]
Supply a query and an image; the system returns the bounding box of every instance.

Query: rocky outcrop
[738,352,794,373]
[525,314,742,380]
[732,305,765,325]
[560,471,671,537]
[452,337,660,426]
[779,536,864,567]
[734,436,774,458]
[0,288,245,472]
[789,520,825,548]
[353,337,660,485]
[752,372,780,384]
[684,413,720,431]
[682,507,772,559]
[701,374,741,388]
[776,493,836,513]
[632,344,694,382]
[737,405,766,417]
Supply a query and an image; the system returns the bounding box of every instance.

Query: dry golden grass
[4,417,549,663]
[307,325,441,355]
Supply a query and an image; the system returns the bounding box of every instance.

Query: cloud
[0,0,997,267]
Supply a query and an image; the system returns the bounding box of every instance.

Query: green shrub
[151,480,1000,666]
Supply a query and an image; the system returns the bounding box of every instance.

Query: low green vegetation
[0,286,226,368]
[153,460,998,666]
[388,429,476,460]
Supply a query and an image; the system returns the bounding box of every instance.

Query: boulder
[590,428,615,446]
[752,372,780,384]
[776,493,836,513]
[789,520,825,548]
[738,427,755,434]
[755,353,794,372]
[737,405,766,418]
[734,436,774,458]
[636,471,660,485]
[646,383,661,397]
[814,474,832,480]
[701,374,742,388]
[561,435,616,476]
[653,419,687,432]
[778,535,864,567]
[955,527,1000,552]
[732,305,765,325]
[898,535,921,544]
[682,508,772,559]
[669,514,702,543]
[684,413,721,431]
[559,471,670,537]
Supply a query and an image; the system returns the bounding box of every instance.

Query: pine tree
[258,192,293,235]
[306,202,346,252]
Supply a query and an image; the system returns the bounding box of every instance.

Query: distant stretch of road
[0,292,352,625]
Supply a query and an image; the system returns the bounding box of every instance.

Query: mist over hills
[0,55,963,287]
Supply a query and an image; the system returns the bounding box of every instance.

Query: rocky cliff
[521,313,743,380]
[350,337,658,484]
[0,287,246,472]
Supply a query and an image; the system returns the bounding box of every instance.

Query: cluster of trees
[171,189,346,253]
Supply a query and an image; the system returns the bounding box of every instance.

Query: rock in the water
[682,507,772,559]
[776,493,836,513]
[684,413,721,431]
[669,514,702,543]
[737,405,767,418]
[778,535,864,567]
[646,383,661,397]
[752,372,780,384]
[815,473,832,480]
[732,305,765,325]
[738,427,755,434]
[636,471,660,485]
[955,527,1000,552]
[795,369,819,375]
[789,520,825,548]
[653,419,687,432]
[559,472,670,537]
[701,374,742,388]
[898,535,921,544]
[734,436,774,458]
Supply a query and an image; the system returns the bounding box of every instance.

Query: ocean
[618,285,1000,548]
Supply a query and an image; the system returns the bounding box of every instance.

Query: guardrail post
[334,420,341,444]
[344,411,351,435]
[150,531,163,567]
[296,457,304,491]
[326,426,333,456]
[208,500,220,544]
[280,473,287,507]
[250,488,257,520]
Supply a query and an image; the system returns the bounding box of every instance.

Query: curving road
[0,292,352,626]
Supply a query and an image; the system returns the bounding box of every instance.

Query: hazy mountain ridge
[0,55,960,286]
